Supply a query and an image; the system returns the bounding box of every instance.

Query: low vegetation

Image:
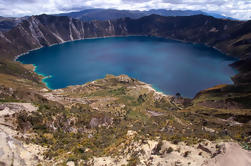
[0,60,250,165]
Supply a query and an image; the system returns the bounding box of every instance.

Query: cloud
[0,0,250,20]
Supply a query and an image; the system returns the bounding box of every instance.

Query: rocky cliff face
[0,14,129,59]
[1,14,251,86]
[124,14,251,60]
[0,14,251,86]
[0,14,250,60]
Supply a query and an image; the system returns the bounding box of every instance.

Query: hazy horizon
[0,0,250,20]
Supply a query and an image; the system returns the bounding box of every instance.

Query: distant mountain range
[56,8,234,22]
[0,16,27,32]
[0,9,235,32]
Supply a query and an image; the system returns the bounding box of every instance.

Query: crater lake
[17,36,237,98]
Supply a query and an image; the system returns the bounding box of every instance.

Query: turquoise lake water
[17,36,236,98]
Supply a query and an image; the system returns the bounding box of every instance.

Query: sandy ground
[204,142,251,166]
[0,102,44,166]
[88,131,251,166]
[0,103,38,116]
[141,83,171,99]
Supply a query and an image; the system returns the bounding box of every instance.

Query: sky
[0,0,250,20]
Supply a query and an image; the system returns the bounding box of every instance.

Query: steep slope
[0,14,129,59]
[0,14,251,86]
[0,14,248,59]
